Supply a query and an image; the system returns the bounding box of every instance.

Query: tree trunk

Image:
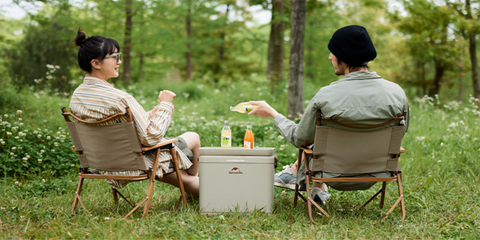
[213,3,230,83]
[287,0,306,119]
[468,34,480,99]
[185,0,192,80]
[122,0,132,85]
[269,0,284,92]
[219,3,229,61]
[428,63,445,97]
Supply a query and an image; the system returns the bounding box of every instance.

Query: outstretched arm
[248,100,279,119]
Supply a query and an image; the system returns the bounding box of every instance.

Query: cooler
[199,147,275,214]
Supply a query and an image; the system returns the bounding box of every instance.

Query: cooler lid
[199,155,274,164]
[199,147,275,156]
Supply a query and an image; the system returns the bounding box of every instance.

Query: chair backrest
[62,107,150,172]
[310,113,405,174]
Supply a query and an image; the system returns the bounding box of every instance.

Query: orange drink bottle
[243,125,254,149]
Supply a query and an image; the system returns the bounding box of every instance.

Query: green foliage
[0,76,75,179]
[8,3,78,93]
[0,109,77,178]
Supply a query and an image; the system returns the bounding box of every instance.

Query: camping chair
[62,107,187,219]
[293,111,406,223]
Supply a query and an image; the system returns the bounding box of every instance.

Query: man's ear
[91,59,101,70]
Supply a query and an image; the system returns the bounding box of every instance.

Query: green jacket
[273,71,409,149]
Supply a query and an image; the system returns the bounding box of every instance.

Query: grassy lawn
[1,78,479,239]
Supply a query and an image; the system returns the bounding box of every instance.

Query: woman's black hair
[73,28,120,73]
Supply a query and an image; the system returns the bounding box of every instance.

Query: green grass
[1,78,479,239]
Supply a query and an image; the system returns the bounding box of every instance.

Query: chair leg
[293,149,302,208]
[171,148,187,208]
[380,181,387,209]
[115,189,134,207]
[72,177,86,215]
[142,172,156,217]
[305,173,316,223]
[397,172,406,221]
[362,188,383,209]
[123,198,148,219]
[383,172,405,221]
[303,151,330,222]
[112,188,119,205]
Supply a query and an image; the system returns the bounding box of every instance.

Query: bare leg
[178,132,200,176]
[159,171,199,197]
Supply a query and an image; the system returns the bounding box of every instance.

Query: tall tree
[249,0,287,90]
[287,0,306,119]
[269,0,285,91]
[398,0,459,97]
[448,0,480,100]
[9,1,77,92]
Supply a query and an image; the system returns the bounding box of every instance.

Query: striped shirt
[70,76,192,188]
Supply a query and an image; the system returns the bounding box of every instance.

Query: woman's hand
[248,100,279,119]
[158,90,176,103]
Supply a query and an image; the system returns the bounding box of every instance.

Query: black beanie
[328,25,377,66]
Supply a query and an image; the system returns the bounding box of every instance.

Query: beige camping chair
[293,112,406,223]
[62,107,187,219]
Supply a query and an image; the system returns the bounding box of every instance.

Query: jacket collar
[337,71,382,83]
[83,76,114,88]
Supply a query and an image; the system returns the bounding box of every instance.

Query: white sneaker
[274,165,296,189]
[311,186,331,206]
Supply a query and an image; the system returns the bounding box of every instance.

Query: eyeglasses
[104,52,122,63]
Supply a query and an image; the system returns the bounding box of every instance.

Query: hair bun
[74,28,87,47]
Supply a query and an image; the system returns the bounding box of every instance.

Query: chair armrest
[142,138,178,152]
[302,148,313,154]
[400,147,406,153]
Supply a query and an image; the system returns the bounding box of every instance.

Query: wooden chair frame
[293,112,407,223]
[62,107,187,219]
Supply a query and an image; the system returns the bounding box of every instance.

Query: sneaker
[274,165,296,189]
[311,186,331,206]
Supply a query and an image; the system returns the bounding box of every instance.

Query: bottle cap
[224,120,229,124]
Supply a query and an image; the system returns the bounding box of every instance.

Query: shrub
[0,110,77,179]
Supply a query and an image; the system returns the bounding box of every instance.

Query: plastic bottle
[244,125,254,149]
[221,120,232,149]
[230,102,257,113]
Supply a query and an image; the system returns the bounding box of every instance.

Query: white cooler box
[199,147,275,214]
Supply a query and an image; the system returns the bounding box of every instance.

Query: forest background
[0,0,479,239]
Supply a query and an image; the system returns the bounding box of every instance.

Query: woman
[71,29,200,197]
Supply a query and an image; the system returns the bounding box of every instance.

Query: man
[249,25,409,205]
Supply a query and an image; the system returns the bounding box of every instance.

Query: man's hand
[158,90,176,103]
[248,100,279,119]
